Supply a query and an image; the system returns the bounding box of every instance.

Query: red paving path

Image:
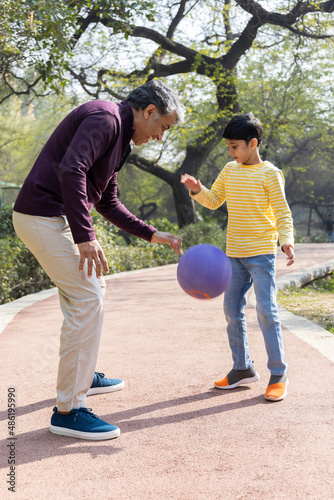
[1,243,334,500]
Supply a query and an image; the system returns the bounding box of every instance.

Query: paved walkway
[1,243,334,500]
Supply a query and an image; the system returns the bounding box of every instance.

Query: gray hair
[126,79,185,125]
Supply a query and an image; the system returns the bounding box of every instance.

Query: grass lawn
[277,272,334,334]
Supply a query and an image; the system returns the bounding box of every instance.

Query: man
[325,214,334,243]
[13,80,183,440]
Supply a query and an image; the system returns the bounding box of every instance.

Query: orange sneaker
[215,366,260,390]
[265,374,288,401]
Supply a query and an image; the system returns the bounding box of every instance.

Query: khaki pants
[13,211,106,412]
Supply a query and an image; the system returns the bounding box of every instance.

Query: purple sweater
[14,100,156,243]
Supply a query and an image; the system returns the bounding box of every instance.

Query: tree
[62,0,334,226]
[0,93,79,184]
[0,0,76,104]
[2,1,334,227]
[237,44,334,229]
[0,0,155,104]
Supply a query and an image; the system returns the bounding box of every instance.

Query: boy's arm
[180,174,202,194]
[282,243,295,266]
[180,170,226,210]
[267,169,295,265]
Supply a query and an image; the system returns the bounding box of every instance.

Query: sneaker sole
[265,379,289,402]
[87,380,125,396]
[49,424,120,440]
[215,374,260,390]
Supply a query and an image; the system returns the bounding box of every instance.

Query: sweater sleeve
[190,169,226,210]
[95,174,157,242]
[57,112,118,244]
[266,169,294,248]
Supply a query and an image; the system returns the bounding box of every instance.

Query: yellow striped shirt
[190,161,294,258]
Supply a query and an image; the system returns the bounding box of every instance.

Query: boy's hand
[151,231,182,255]
[282,244,295,266]
[180,174,202,194]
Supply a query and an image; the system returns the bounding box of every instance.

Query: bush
[0,236,53,304]
[179,220,227,251]
[311,231,327,243]
[0,206,227,304]
[0,205,16,238]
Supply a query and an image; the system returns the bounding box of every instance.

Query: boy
[180,113,295,402]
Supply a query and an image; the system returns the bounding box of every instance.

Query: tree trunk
[307,206,312,236]
[171,179,198,227]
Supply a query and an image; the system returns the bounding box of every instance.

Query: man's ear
[143,104,157,119]
[250,138,258,150]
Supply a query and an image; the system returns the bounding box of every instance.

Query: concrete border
[0,287,58,335]
[278,305,334,363]
[276,259,334,291]
[276,259,334,363]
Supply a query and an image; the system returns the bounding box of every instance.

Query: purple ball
[177,244,232,300]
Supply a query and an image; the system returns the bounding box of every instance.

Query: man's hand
[180,173,202,194]
[77,239,109,278]
[151,231,182,255]
[282,244,295,267]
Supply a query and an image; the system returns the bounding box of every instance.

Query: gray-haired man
[13,80,184,440]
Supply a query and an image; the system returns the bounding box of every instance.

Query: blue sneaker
[49,407,120,440]
[87,372,125,396]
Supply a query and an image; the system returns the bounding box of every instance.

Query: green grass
[277,272,334,334]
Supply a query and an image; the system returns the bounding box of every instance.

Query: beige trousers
[13,211,106,412]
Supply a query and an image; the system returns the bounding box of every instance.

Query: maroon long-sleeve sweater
[14,99,156,243]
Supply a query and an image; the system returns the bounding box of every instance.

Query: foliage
[117,163,177,222]
[92,213,227,271]
[65,0,334,226]
[0,93,80,183]
[0,205,16,237]
[0,235,53,304]
[0,0,156,101]
[1,1,334,232]
[237,46,334,219]
[2,1,334,227]
[306,273,334,294]
[310,231,328,243]
[179,219,226,251]
[0,206,226,304]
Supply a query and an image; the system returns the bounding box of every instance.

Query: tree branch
[0,71,44,105]
[127,153,176,185]
[166,0,187,39]
[223,0,234,42]
[149,59,193,79]
[224,0,334,68]
[235,0,334,35]
[223,16,262,69]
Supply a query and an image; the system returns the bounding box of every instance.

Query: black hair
[126,80,184,124]
[223,113,263,146]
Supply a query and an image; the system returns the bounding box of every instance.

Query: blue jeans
[223,254,287,376]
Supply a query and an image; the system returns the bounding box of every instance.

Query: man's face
[132,105,176,146]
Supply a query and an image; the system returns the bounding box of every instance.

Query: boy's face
[225,138,259,165]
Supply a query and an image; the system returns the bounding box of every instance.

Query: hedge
[0,206,226,304]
